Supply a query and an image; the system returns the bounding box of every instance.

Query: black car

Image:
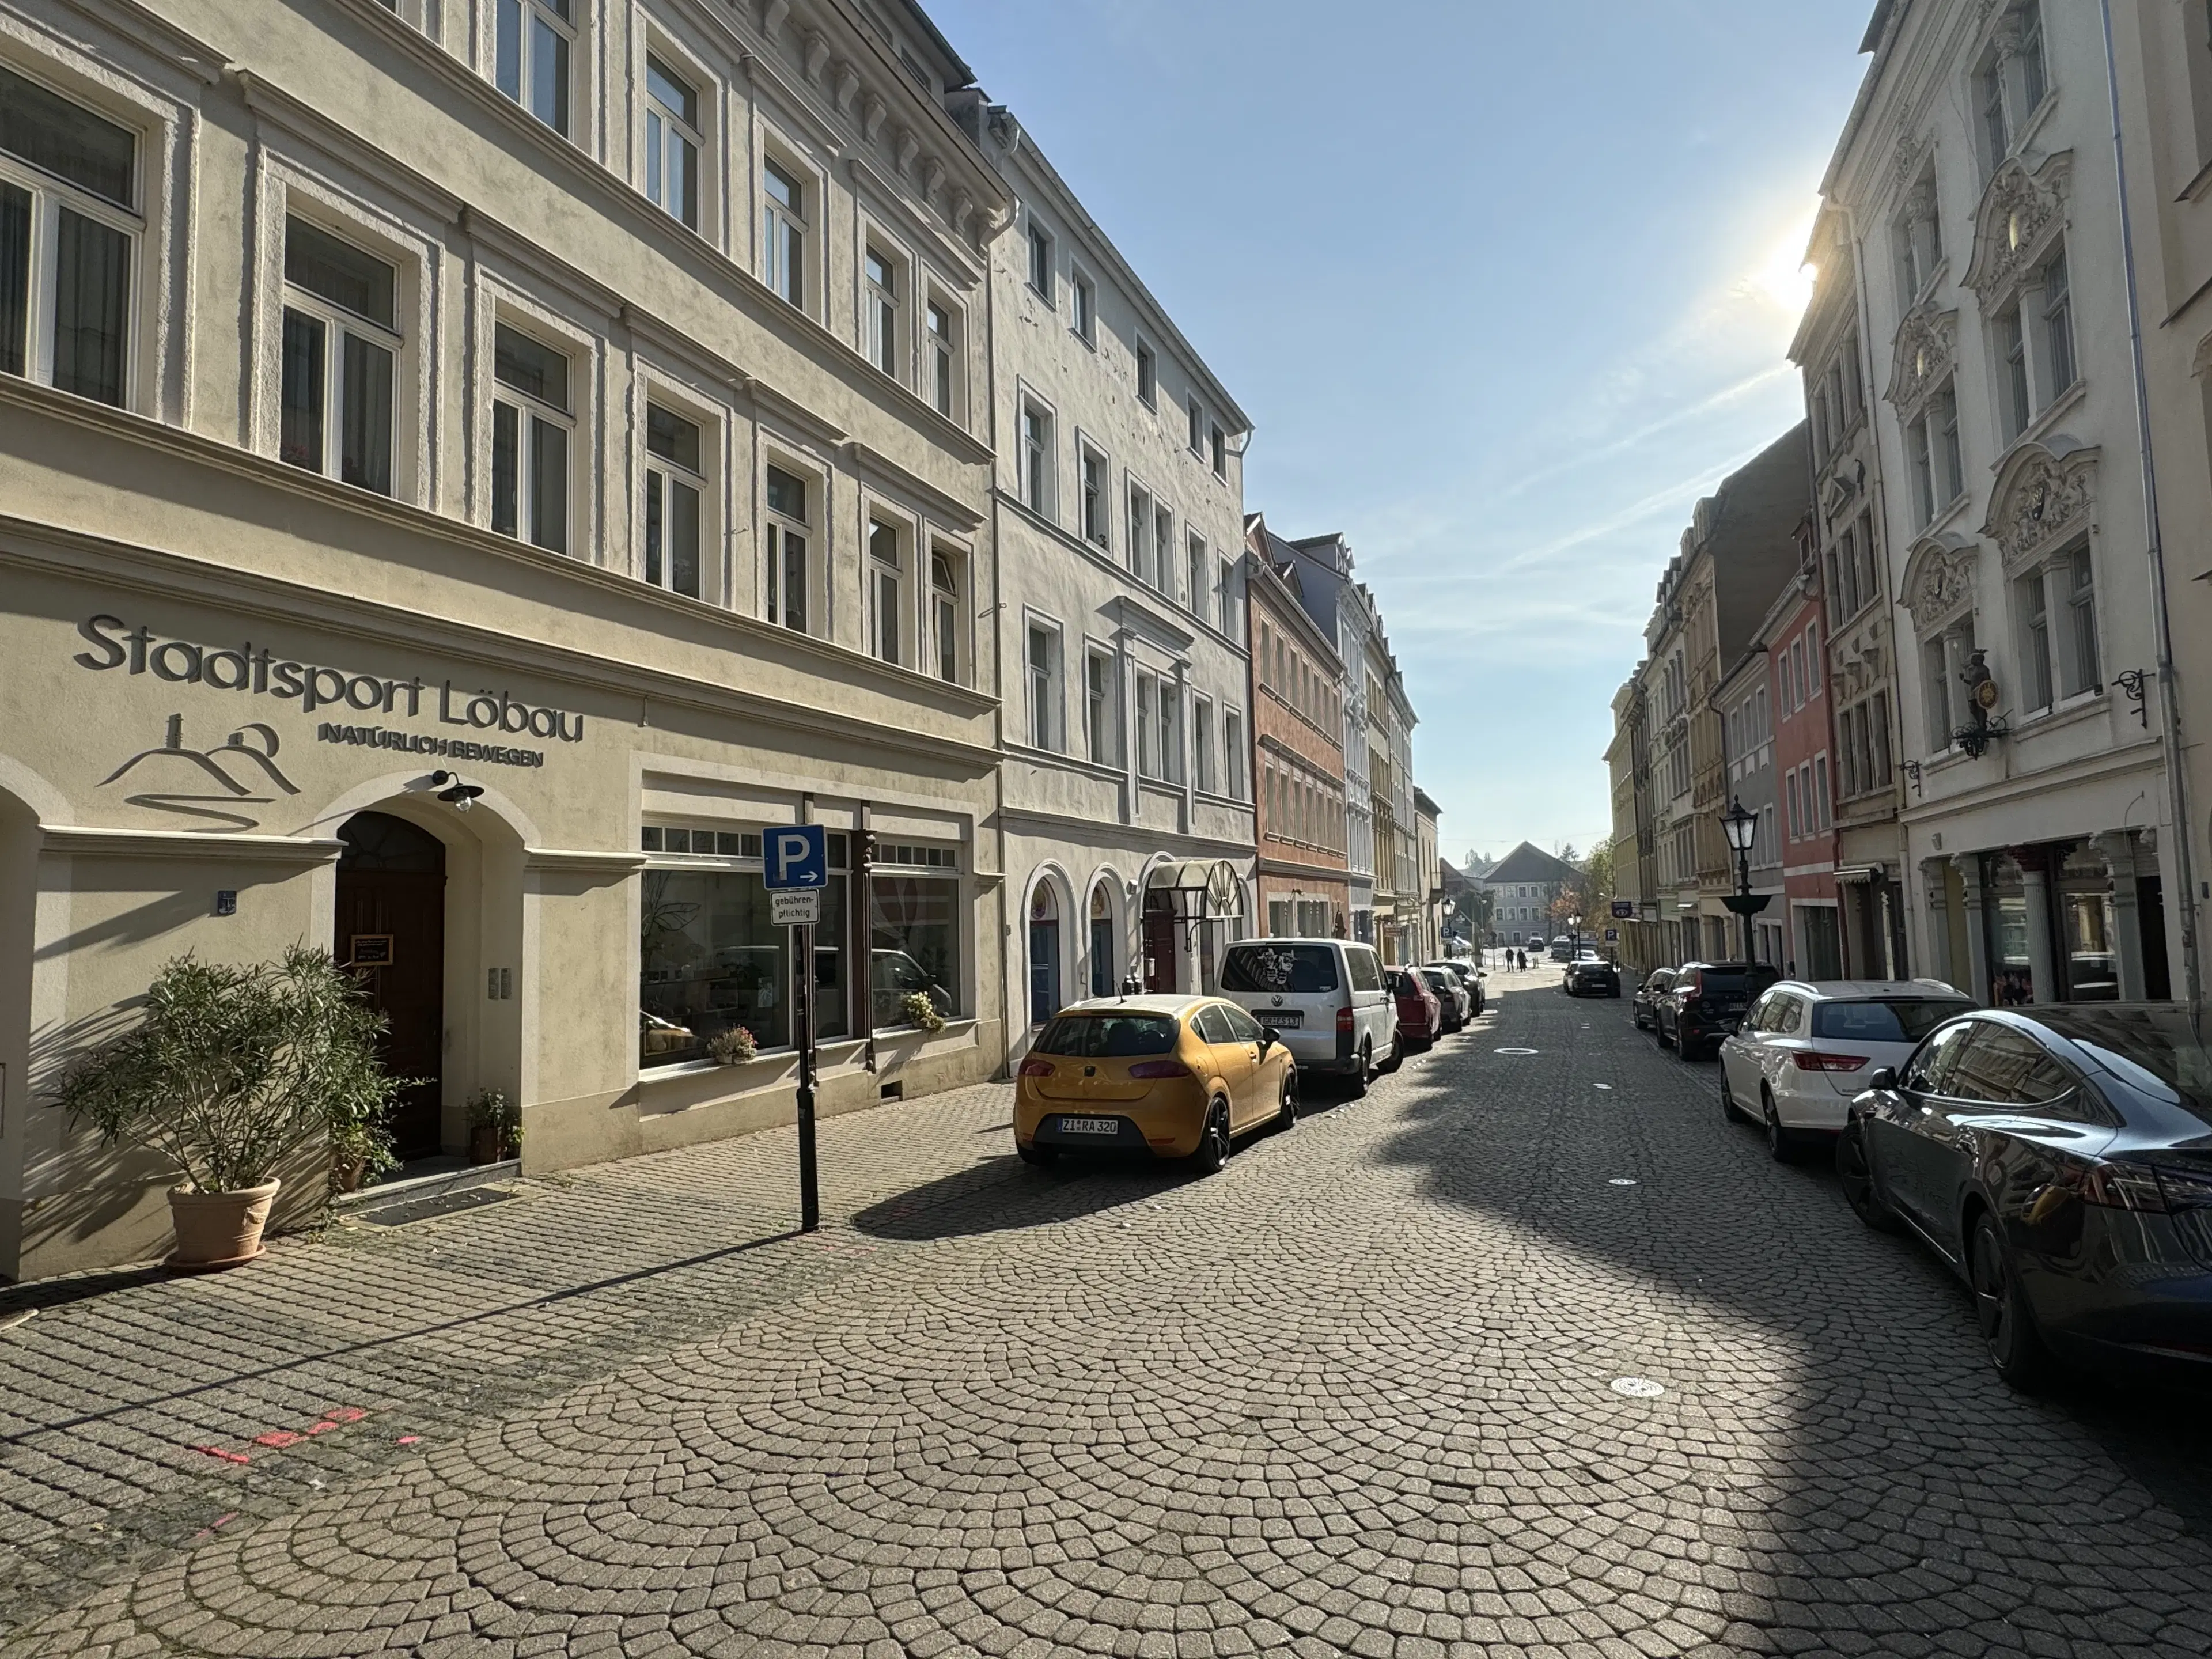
[1839,1004,2212,1389]
[1656,961,1778,1059]
[1563,957,1620,998]
[1631,967,1675,1031]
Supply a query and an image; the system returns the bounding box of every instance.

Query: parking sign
[764,824,828,889]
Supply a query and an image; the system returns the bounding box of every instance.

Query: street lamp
[1719,796,1768,963]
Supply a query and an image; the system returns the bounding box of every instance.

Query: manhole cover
[1611,1376,1665,1399]
[1494,1047,1540,1056]
[1608,1178,1638,1187]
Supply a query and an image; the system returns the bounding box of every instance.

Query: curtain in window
[0,182,29,377]
[50,207,127,405]
[279,309,325,470]
[341,332,394,494]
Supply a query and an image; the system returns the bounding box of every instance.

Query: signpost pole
[794,918,819,1232]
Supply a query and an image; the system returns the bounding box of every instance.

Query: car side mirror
[1257,1027,1276,1052]
[1866,1065,1898,1092]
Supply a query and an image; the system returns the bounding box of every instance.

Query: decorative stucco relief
[1980,440,2099,569]
[1900,535,1979,633]
[1963,150,2073,301]
[1885,304,1957,412]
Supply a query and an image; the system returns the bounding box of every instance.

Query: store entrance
[1142,890,1177,993]
[335,810,446,1160]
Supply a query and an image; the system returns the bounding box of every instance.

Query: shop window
[0,62,138,408]
[871,873,960,1029]
[639,857,850,1065]
[280,216,399,494]
[490,321,571,553]
[643,402,703,599]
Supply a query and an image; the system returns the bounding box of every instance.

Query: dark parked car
[1839,1004,2212,1389]
[1563,956,1620,998]
[1390,968,1442,1052]
[1632,967,1676,1031]
[1656,961,1779,1059]
[1426,960,1486,1017]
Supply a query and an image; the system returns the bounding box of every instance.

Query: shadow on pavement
[1368,976,2212,1648]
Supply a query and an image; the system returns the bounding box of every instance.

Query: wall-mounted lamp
[431,770,485,812]
[2114,668,2149,731]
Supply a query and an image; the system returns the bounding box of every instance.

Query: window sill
[639,1037,867,1084]
[872,1015,977,1042]
[2015,687,2107,736]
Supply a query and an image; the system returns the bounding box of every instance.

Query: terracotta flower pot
[168,1179,281,1270]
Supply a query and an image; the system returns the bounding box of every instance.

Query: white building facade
[1828,0,2183,1004]
[976,108,1256,1036]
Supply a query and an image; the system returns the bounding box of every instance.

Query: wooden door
[335,812,446,1161]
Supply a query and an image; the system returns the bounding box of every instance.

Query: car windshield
[1812,999,1968,1043]
[1220,945,1339,994]
[2029,1006,2212,1119]
[1033,1013,1180,1058]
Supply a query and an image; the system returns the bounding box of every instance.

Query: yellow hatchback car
[1014,995,1298,1172]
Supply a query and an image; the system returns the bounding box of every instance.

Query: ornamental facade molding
[1885,304,1957,414]
[1963,150,2073,302]
[1900,533,1980,634]
[1980,438,2099,570]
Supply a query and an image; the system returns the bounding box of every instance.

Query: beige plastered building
[0,0,1017,1279]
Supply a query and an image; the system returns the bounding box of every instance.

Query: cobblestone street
[6,968,2212,1657]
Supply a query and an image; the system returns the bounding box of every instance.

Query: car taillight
[1017,1057,1054,1078]
[1337,1006,1354,1033]
[1127,1059,1190,1080]
[1791,1051,1870,1073]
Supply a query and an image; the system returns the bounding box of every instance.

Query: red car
[1390,968,1443,1051]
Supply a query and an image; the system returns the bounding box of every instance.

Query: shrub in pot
[707,1026,758,1066]
[59,945,406,1268]
[465,1087,522,1164]
[897,990,947,1035]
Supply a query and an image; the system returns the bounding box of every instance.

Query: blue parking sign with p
[764,825,828,889]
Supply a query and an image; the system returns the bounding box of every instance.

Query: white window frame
[642,392,713,601]
[926,290,961,422]
[1026,615,1065,752]
[0,63,142,412]
[494,0,576,139]
[1078,440,1110,548]
[760,147,812,313]
[1192,693,1215,793]
[488,317,575,555]
[1020,395,1056,517]
[1127,477,1154,586]
[1071,266,1096,344]
[930,544,963,684]
[763,454,817,634]
[1085,644,1118,765]
[643,49,703,231]
[1186,531,1207,618]
[867,514,907,667]
[863,237,903,381]
[1134,335,1156,407]
[279,214,402,496]
[1026,214,1053,303]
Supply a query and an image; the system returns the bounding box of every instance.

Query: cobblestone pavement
[6,968,2212,1657]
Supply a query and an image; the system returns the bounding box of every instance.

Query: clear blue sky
[924,0,1875,865]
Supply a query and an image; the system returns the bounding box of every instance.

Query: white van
[1215,938,1396,1092]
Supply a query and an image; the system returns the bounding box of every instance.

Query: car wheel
[1720,1071,1751,1125]
[1835,1122,1902,1234]
[1190,1101,1232,1175]
[1379,1033,1403,1074]
[1017,1142,1058,1168]
[1276,1071,1300,1128]
[1762,1089,1802,1163]
[1347,1040,1373,1098]
[1969,1210,2055,1391]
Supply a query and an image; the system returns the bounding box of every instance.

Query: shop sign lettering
[316,724,546,768]
[73,615,588,743]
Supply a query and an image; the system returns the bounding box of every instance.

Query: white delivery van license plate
[1059,1118,1118,1136]
[1263,1010,1302,1028]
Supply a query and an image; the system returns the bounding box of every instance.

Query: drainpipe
[2100,0,2202,1005]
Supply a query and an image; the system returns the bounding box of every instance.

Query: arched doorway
[1088,880,1116,997]
[336,810,446,1160]
[1028,881,1062,1025]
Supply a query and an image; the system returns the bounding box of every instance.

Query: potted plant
[898,990,947,1035]
[707,1026,758,1066]
[465,1088,522,1164]
[59,945,406,1270]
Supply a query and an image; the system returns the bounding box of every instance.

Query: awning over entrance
[1143,858,1242,918]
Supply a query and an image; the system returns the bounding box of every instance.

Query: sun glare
[1747,206,1821,320]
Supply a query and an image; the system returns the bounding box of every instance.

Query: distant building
[1479,842,1585,948]
[1244,514,1349,939]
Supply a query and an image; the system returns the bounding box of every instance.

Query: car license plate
[1058,1117,1119,1136]
[1263,1010,1302,1028]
